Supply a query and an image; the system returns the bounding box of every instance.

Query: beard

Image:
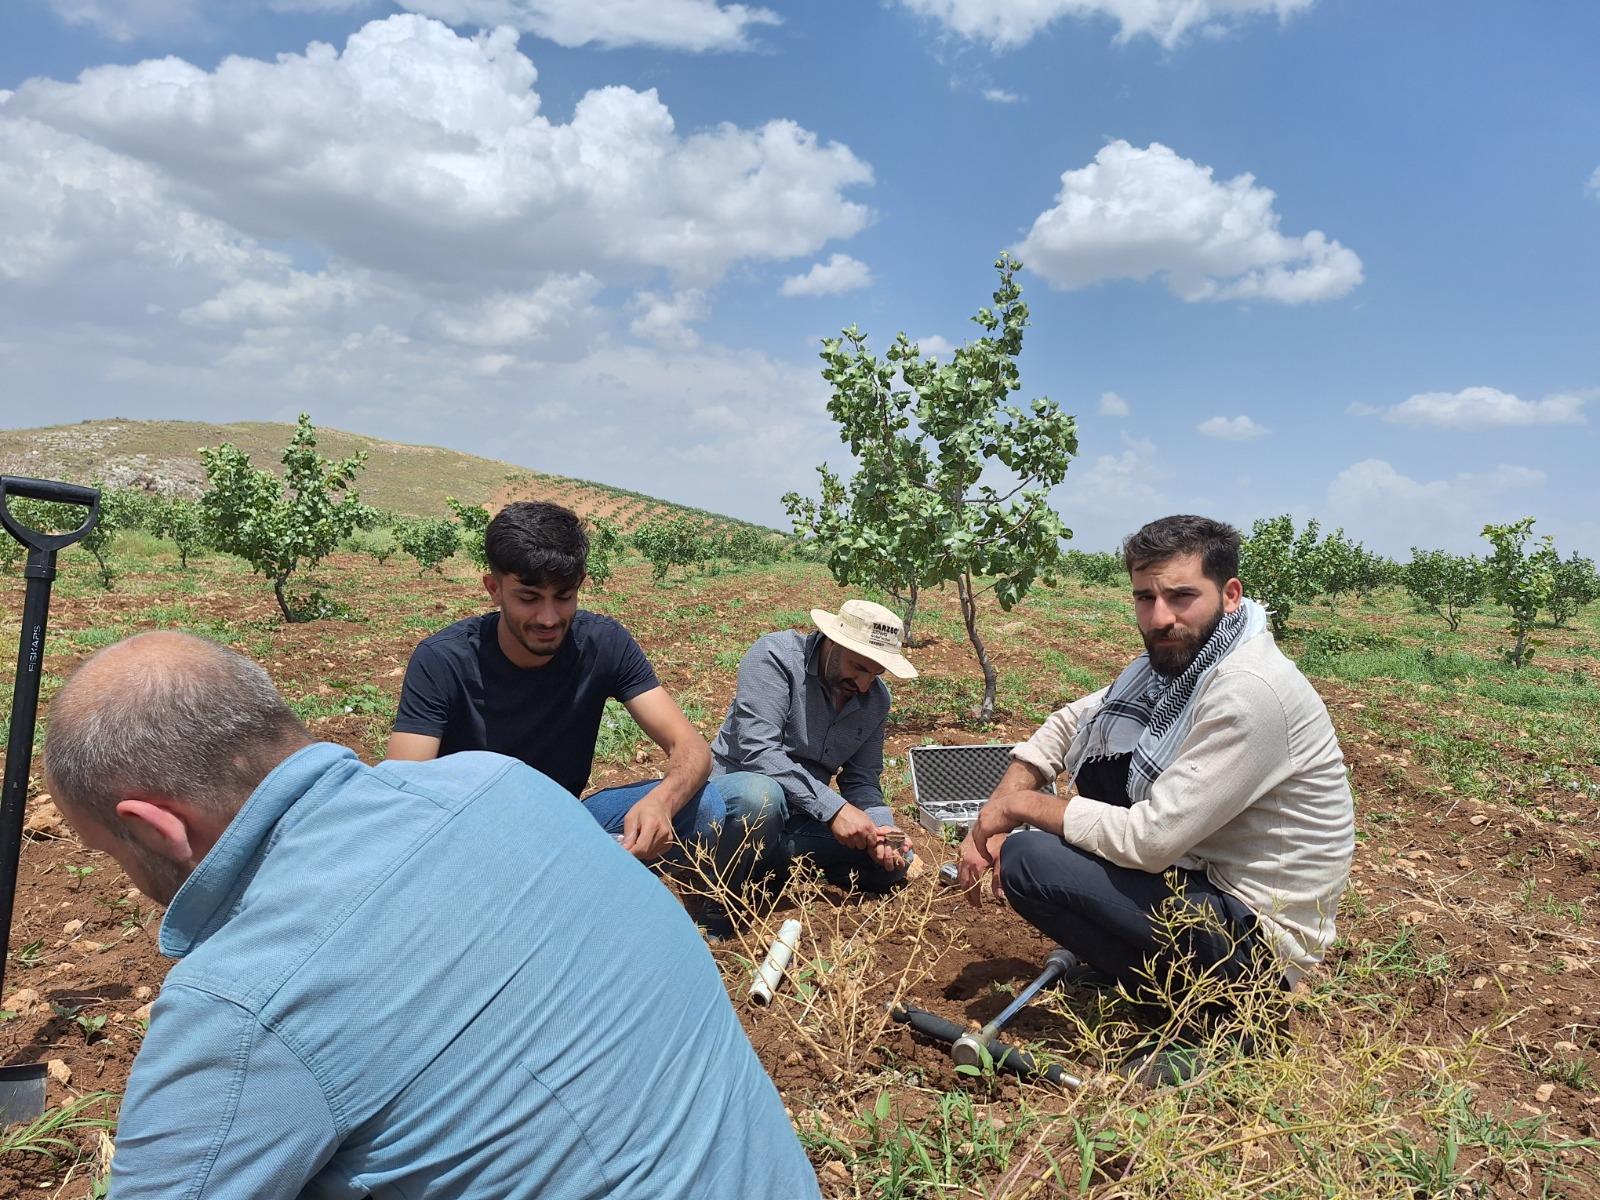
[1143,602,1225,677]
[818,644,858,706]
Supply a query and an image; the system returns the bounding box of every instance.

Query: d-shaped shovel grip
[0,477,101,554]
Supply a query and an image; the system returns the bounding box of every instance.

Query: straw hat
[810,600,918,679]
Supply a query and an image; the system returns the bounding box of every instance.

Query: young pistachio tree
[1481,517,1557,667]
[786,253,1078,721]
[200,414,370,622]
[1239,515,1324,638]
[1402,548,1485,631]
[1548,551,1600,628]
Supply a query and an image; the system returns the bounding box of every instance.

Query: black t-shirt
[393,610,660,796]
[1072,753,1133,809]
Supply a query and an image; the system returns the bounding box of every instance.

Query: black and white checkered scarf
[1064,598,1268,805]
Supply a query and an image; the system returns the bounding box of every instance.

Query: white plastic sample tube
[748,919,803,1007]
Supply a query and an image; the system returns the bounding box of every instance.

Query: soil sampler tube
[749,919,803,1006]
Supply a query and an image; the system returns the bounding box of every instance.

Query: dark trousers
[786,804,909,895]
[999,831,1279,1006]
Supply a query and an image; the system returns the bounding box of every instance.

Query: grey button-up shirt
[710,629,890,822]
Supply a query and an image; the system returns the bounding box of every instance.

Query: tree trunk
[1510,621,1529,667]
[956,571,997,722]
[899,580,921,647]
[273,575,301,623]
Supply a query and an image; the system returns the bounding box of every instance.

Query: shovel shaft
[0,554,57,1000]
[980,954,1071,1039]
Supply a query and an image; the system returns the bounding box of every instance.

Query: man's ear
[1223,576,1244,612]
[483,572,500,602]
[113,797,204,869]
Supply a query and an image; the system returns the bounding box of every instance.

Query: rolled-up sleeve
[1012,688,1108,781]
[720,642,848,823]
[1061,672,1293,871]
[110,984,341,1199]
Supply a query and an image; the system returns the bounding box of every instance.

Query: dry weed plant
[678,844,1597,1197]
[678,832,966,1094]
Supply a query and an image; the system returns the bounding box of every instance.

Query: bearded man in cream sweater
[958,515,1354,1011]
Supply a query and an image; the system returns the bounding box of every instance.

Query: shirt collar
[803,629,824,679]
[159,742,357,958]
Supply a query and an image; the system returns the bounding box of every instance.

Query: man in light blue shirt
[42,632,820,1200]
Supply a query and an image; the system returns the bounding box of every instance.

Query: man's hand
[622,789,676,861]
[828,802,885,851]
[956,793,1022,905]
[868,827,910,873]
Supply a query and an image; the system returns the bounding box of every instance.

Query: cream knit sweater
[1013,632,1355,981]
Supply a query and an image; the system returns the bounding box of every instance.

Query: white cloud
[982,87,1021,103]
[0,17,878,525]
[897,0,1314,50]
[397,0,781,51]
[1345,401,1380,417]
[1326,458,1546,554]
[1016,140,1362,305]
[1196,414,1268,440]
[780,253,873,297]
[7,17,871,289]
[629,288,709,349]
[179,270,375,326]
[1055,432,1169,527]
[45,0,385,42]
[1097,390,1130,417]
[1587,166,1600,201]
[43,0,775,51]
[914,334,955,358]
[1376,386,1588,429]
[426,274,604,347]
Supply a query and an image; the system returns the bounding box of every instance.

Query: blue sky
[2,0,1596,555]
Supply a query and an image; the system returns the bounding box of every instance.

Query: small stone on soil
[46,1059,70,1085]
[63,918,83,935]
[1535,1083,1556,1103]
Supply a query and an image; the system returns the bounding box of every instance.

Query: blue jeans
[583,773,787,928]
[787,803,910,896]
[999,831,1278,1005]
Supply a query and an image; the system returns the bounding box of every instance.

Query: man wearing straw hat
[710,599,919,894]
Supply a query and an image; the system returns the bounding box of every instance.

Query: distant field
[0,418,779,534]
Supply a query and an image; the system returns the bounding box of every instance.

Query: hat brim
[811,609,919,679]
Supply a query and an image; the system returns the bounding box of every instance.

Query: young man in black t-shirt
[388,501,782,938]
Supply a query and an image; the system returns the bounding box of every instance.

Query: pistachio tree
[148,496,209,569]
[785,253,1078,720]
[200,414,370,622]
[447,497,491,570]
[1481,518,1556,666]
[1548,551,1600,628]
[395,517,460,573]
[1402,549,1484,631]
[585,518,625,588]
[1238,515,1324,638]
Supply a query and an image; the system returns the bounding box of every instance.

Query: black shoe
[699,902,735,945]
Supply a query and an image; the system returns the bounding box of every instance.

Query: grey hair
[44,633,311,829]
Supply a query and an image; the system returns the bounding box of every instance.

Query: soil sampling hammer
[0,477,100,1123]
[892,948,1083,1088]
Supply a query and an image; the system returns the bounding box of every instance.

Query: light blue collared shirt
[111,743,820,1200]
